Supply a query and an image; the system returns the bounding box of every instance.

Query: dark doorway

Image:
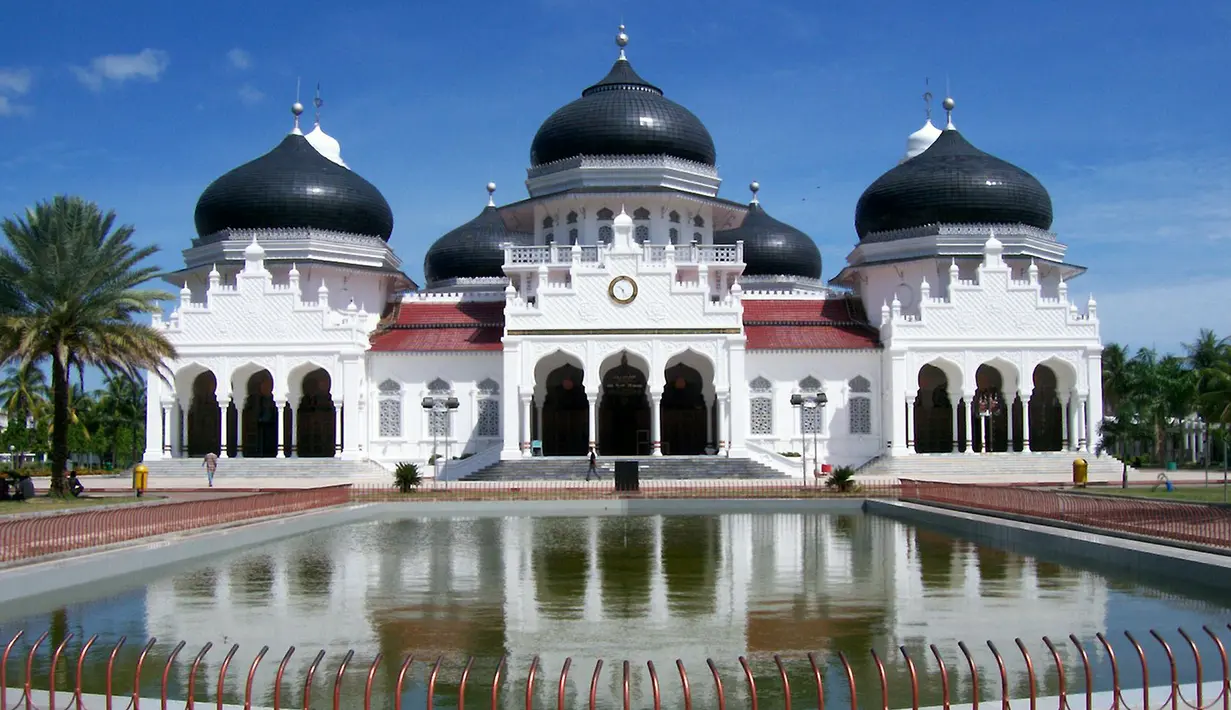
[187,371,221,456]
[296,368,336,457]
[242,370,278,457]
[599,355,649,456]
[1029,365,1063,451]
[541,364,589,455]
[913,365,953,453]
[971,365,1010,453]
[661,363,706,455]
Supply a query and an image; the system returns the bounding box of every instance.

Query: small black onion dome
[529,58,717,167]
[423,199,533,284]
[854,129,1053,239]
[714,192,822,280]
[194,133,394,241]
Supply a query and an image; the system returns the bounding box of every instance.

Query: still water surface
[3,512,1230,709]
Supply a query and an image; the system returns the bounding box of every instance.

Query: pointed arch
[798,375,822,392]
[597,207,614,221]
[633,207,651,220]
[427,377,452,395]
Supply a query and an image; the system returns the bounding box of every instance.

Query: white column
[889,352,909,455]
[333,405,342,458]
[177,399,190,457]
[1059,394,1070,451]
[500,343,522,460]
[650,391,663,456]
[727,342,749,457]
[1068,393,1080,451]
[715,395,727,454]
[341,356,363,459]
[1023,394,1033,452]
[905,396,915,451]
[219,398,231,458]
[1075,395,1088,452]
[160,403,171,456]
[949,394,963,453]
[520,395,532,457]
[275,400,286,458]
[1086,352,1105,455]
[587,394,599,452]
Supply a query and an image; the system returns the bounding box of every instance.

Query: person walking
[203,452,218,487]
[586,448,599,481]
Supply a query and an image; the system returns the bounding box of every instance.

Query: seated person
[68,472,85,497]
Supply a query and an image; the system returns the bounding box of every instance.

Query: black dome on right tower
[854,113,1054,240]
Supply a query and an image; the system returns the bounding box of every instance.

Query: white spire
[902,119,942,162]
[303,84,347,167]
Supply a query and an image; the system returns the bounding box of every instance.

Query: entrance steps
[462,455,788,481]
[860,451,1139,483]
[142,457,388,481]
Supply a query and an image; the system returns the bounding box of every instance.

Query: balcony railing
[504,242,743,267]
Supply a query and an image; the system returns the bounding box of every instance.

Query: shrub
[825,465,857,493]
[779,451,802,458]
[394,462,422,493]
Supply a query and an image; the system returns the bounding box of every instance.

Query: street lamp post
[422,396,460,480]
[791,392,829,485]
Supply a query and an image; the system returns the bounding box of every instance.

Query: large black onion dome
[854,129,1053,239]
[529,58,716,167]
[423,203,533,284]
[194,133,394,241]
[715,198,822,280]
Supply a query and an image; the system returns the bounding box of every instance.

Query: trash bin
[133,464,149,497]
[614,460,640,492]
[1166,461,1178,472]
[1072,458,1088,487]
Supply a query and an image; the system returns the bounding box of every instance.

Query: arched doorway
[661,363,706,455]
[1029,365,1064,451]
[296,368,336,457]
[541,364,588,455]
[242,370,278,457]
[913,365,953,453]
[187,372,220,456]
[599,354,649,456]
[971,365,1010,453]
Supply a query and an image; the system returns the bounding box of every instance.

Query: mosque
[141,27,1105,479]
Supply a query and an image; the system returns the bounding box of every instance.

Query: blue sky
[2,0,1229,358]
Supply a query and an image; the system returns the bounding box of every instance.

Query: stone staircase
[142,457,388,481]
[462,455,788,481]
[859,451,1138,483]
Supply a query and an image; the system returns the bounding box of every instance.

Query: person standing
[203,452,218,487]
[587,448,599,481]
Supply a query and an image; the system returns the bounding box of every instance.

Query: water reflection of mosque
[141,514,1109,704]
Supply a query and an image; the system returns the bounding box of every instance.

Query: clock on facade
[608,275,638,304]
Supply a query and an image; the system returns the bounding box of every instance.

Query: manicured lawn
[0,495,148,515]
[1090,485,1231,504]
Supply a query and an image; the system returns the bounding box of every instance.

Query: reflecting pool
[3,512,1229,710]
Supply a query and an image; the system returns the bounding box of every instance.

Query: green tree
[1122,349,1197,463]
[98,374,145,467]
[1101,342,1130,415]
[0,196,176,495]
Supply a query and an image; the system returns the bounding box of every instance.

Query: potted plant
[393,462,422,493]
[825,465,857,493]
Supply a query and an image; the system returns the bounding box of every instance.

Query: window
[634,225,649,243]
[799,376,824,434]
[427,378,452,437]
[477,378,500,437]
[693,215,705,228]
[693,231,702,244]
[597,207,614,220]
[567,211,578,224]
[598,226,613,244]
[669,210,680,223]
[750,376,773,435]
[849,376,872,435]
[377,379,402,438]
[542,216,554,229]
[633,207,651,220]
[569,228,578,244]
[669,227,679,243]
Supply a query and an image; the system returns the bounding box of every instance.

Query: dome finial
[313,82,324,126]
[486,181,497,207]
[291,101,304,135]
[923,77,933,121]
[616,24,629,61]
[749,180,760,204]
[943,96,956,130]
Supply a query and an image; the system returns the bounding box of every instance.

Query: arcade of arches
[910,362,1089,454]
[529,353,722,456]
[175,367,340,458]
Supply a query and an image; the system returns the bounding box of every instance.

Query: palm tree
[0,362,48,419]
[1123,349,1197,464]
[1101,343,1130,415]
[0,196,175,495]
[98,374,145,467]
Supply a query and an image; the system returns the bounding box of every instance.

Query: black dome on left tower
[194,129,394,241]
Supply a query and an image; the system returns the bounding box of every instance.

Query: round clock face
[609,276,637,304]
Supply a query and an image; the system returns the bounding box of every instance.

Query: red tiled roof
[742,297,881,351]
[369,301,505,352]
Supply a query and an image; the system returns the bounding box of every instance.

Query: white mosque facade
[141,30,1103,479]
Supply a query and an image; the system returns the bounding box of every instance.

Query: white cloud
[227,48,251,70]
[0,96,29,116]
[72,49,169,91]
[1096,276,1231,353]
[238,84,264,106]
[0,68,32,95]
